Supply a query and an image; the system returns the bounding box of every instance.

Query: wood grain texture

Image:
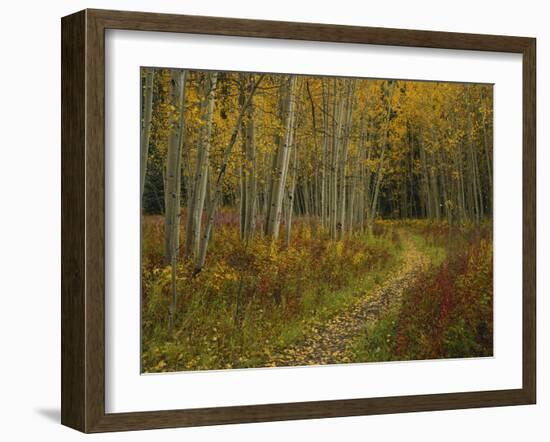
[522,38,536,403]
[61,8,537,433]
[61,10,86,432]
[85,9,107,432]
[90,8,532,53]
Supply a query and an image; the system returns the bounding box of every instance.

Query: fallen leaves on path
[267,237,429,367]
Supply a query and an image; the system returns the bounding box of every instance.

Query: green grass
[350,312,400,362]
[410,233,447,266]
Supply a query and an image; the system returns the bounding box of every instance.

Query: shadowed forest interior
[141,68,493,373]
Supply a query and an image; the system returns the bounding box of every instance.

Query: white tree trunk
[239,75,258,242]
[265,75,298,240]
[336,79,356,240]
[140,68,155,201]
[285,137,299,248]
[185,73,218,258]
[194,75,264,274]
[368,81,396,228]
[162,70,187,323]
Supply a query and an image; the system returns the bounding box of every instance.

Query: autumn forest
[141,68,493,373]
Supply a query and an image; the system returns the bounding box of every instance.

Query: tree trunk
[240,75,258,242]
[265,76,298,240]
[185,73,218,258]
[337,79,356,240]
[368,81,396,229]
[164,70,187,264]
[162,70,187,323]
[285,139,299,248]
[194,75,264,274]
[329,79,344,240]
[321,79,330,228]
[140,68,155,202]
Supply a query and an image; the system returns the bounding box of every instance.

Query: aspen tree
[285,89,301,248]
[336,79,356,240]
[367,81,396,231]
[185,73,218,257]
[320,79,330,228]
[162,70,187,323]
[329,79,344,240]
[265,75,298,240]
[140,68,155,201]
[143,72,494,279]
[239,74,258,242]
[194,75,264,274]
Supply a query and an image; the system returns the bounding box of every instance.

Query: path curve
[270,236,429,367]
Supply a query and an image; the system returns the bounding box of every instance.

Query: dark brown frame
[61,8,536,433]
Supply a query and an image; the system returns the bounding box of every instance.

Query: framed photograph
[61,9,536,433]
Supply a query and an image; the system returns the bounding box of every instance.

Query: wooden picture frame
[61,8,536,433]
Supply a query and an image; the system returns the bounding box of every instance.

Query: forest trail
[270,235,429,367]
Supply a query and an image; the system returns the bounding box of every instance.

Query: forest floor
[142,218,493,372]
[268,234,430,367]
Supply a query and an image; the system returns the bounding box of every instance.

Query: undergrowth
[351,219,493,362]
[141,213,403,372]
